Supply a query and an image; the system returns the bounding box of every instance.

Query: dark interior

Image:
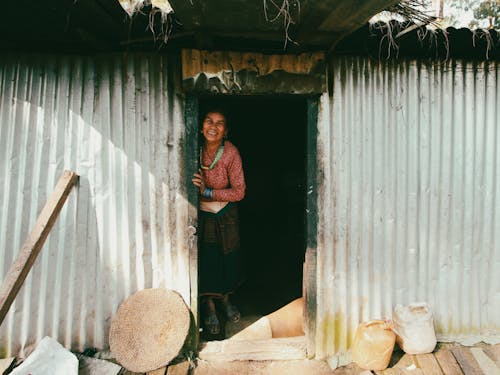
[199,96,307,319]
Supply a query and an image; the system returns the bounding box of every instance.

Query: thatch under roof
[0,0,399,53]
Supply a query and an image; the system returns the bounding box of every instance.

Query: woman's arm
[212,150,246,202]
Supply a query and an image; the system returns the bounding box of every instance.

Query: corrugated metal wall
[2,51,499,361]
[0,53,188,357]
[315,57,500,359]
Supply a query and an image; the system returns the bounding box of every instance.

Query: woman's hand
[192,169,206,194]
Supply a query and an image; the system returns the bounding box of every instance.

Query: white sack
[10,336,78,375]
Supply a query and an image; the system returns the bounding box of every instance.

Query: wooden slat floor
[336,343,500,375]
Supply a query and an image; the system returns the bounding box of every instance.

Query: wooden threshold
[198,336,307,361]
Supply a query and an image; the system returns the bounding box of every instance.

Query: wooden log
[0,170,78,325]
[434,349,464,375]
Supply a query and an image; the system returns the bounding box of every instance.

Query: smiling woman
[192,109,246,337]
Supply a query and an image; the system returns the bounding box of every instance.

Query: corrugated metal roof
[315,56,500,359]
[0,53,189,356]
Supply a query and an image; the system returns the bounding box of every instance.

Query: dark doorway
[199,96,307,323]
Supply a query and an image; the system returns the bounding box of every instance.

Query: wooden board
[434,349,464,375]
[470,347,500,375]
[483,344,500,368]
[198,336,306,361]
[181,50,326,94]
[393,354,424,375]
[146,368,167,375]
[451,346,482,375]
[166,361,190,375]
[0,170,78,325]
[415,353,443,375]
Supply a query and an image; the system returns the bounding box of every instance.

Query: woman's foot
[222,301,241,323]
[204,311,220,335]
[203,298,220,335]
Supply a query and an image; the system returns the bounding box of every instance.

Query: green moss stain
[435,317,483,337]
[318,312,347,356]
[0,339,9,359]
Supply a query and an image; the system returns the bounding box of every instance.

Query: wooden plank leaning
[0,170,78,325]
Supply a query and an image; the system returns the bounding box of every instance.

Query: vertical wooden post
[304,97,319,358]
[0,170,78,325]
[185,94,200,351]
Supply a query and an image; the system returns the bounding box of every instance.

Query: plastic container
[351,320,396,371]
[393,302,437,354]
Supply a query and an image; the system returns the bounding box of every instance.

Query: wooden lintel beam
[0,170,78,325]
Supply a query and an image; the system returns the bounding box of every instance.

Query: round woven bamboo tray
[109,288,190,372]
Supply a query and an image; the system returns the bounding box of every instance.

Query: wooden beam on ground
[166,361,190,375]
[146,367,167,375]
[416,353,444,375]
[484,344,500,368]
[434,349,464,375]
[198,336,306,361]
[393,354,424,375]
[451,346,482,375]
[470,347,500,375]
[0,170,78,325]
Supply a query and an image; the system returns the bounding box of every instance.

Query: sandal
[204,312,220,335]
[223,302,241,323]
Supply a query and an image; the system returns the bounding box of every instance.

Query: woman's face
[202,112,227,144]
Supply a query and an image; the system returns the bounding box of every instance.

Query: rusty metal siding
[0,54,187,356]
[316,57,500,359]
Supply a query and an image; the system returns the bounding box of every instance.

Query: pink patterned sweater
[201,141,246,202]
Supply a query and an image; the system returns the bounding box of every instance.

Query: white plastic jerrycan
[393,302,437,354]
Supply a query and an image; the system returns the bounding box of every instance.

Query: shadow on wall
[0,53,188,355]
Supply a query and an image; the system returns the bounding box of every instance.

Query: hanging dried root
[117,0,174,44]
[147,5,174,44]
[263,0,301,49]
[385,0,437,26]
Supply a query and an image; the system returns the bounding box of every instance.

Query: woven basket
[109,288,190,372]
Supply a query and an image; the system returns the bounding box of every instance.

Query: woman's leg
[203,297,220,335]
[222,294,241,323]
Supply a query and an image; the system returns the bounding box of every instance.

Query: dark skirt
[199,203,244,298]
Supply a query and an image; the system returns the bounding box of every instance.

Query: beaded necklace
[200,141,224,170]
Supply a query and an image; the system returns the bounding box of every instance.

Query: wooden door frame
[304,96,319,358]
[185,94,319,357]
[185,94,200,349]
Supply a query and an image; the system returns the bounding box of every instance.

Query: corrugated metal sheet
[315,57,500,359]
[2,51,500,362]
[0,53,188,357]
